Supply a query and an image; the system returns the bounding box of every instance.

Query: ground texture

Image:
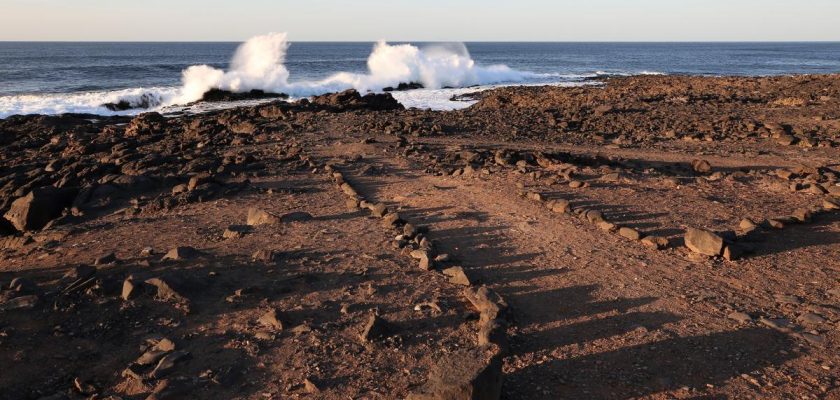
[1,75,840,399]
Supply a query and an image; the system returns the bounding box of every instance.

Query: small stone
[585,210,604,224]
[370,203,388,217]
[442,267,472,286]
[618,227,642,241]
[569,180,585,189]
[345,198,360,211]
[222,225,247,239]
[94,252,117,265]
[162,246,198,261]
[549,200,571,213]
[798,312,825,325]
[728,312,753,323]
[149,350,190,379]
[722,244,744,261]
[597,221,616,232]
[692,159,712,174]
[382,212,403,227]
[304,378,321,394]
[526,192,543,202]
[763,218,785,229]
[641,236,668,250]
[122,278,139,300]
[791,208,812,223]
[251,249,277,263]
[739,218,758,231]
[145,278,188,304]
[360,313,392,342]
[823,198,840,211]
[246,208,281,226]
[258,309,284,330]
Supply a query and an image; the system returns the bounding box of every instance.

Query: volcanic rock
[3,186,77,232]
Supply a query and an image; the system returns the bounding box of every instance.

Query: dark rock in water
[200,89,288,103]
[383,82,424,92]
[309,89,404,112]
[3,186,77,232]
[450,91,484,102]
[102,93,161,111]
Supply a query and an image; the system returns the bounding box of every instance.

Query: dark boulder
[3,186,77,232]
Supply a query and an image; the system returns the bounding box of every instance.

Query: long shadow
[504,327,798,399]
[742,212,840,257]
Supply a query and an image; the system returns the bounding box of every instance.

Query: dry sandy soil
[1,75,840,399]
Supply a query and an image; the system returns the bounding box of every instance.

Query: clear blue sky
[1,0,838,41]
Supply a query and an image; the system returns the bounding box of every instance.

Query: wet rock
[407,345,503,400]
[684,227,724,256]
[360,313,392,342]
[246,208,281,226]
[3,186,77,232]
[442,267,472,286]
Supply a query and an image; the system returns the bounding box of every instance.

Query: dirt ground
[1,75,839,399]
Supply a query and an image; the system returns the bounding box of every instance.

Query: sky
[1,0,838,42]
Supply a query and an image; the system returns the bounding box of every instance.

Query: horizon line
[2,40,840,44]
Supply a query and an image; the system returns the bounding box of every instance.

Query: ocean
[1,41,840,117]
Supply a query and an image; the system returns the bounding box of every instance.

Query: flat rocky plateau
[1,75,839,399]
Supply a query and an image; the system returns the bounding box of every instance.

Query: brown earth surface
[1,75,840,399]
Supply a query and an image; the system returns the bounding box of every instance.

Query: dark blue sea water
[1,41,839,116]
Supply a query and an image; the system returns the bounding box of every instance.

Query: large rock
[684,227,724,256]
[3,186,76,232]
[407,346,503,400]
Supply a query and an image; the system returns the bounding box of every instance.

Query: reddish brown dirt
[1,75,840,399]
